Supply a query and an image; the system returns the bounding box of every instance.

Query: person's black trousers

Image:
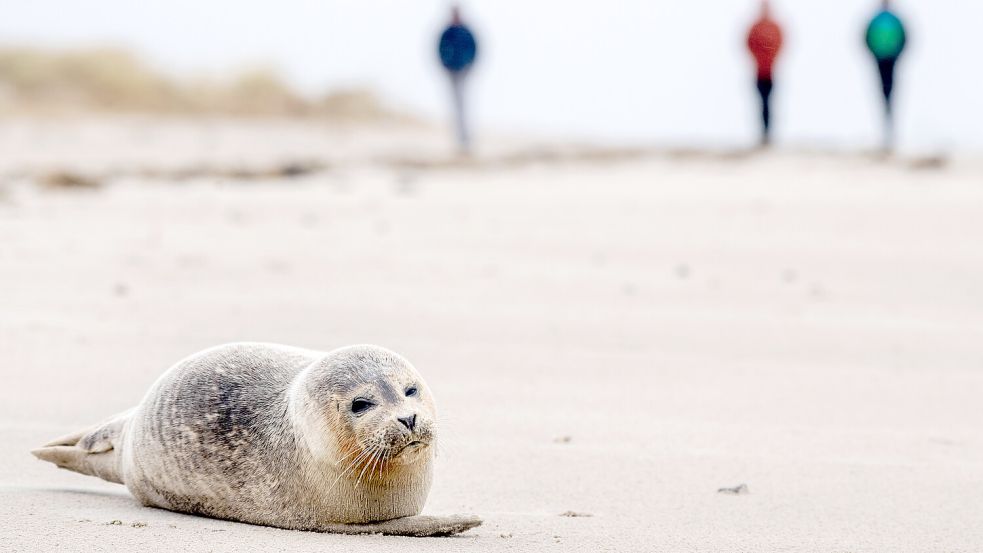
[756,77,774,144]
[877,56,898,113]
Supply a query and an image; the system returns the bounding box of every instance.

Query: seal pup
[32,343,481,537]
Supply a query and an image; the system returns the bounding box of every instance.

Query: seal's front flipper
[320,514,482,537]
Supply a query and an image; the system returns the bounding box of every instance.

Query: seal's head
[294,345,437,478]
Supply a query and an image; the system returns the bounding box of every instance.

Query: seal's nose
[397,414,416,432]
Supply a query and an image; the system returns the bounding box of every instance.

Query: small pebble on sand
[717,483,749,495]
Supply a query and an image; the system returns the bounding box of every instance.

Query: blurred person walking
[438,5,478,153]
[865,0,907,149]
[746,0,783,146]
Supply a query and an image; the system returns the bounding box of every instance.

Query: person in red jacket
[747,1,784,146]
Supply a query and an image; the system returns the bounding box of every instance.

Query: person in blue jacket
[438,6,477,152]
[865,0,907,148]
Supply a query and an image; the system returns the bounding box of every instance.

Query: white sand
[1,118,982,552]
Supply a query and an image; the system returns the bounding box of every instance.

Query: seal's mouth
[394,440,428,457]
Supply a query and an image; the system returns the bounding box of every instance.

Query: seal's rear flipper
[319,514,482,537]
[31,409,133,485]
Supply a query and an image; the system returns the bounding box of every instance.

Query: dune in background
[0,46,411,121]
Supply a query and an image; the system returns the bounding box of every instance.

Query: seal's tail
[31,409,133,485]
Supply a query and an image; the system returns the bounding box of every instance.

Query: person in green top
[865,0,907,148]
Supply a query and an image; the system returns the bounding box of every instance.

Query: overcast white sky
[1,0,980,152]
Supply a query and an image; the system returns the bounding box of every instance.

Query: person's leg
[877,57,898,149]
[756,78,774,145]
[877,57,897,114]
[450,71,470,152]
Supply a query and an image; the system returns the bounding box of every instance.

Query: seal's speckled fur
[32,343,481,537]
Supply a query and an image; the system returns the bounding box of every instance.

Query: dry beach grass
[0,47,405,121]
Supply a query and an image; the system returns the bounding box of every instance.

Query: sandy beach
[1,118,982,552]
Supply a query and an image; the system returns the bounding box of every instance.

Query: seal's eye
[351,398,374,414]
[405,387,418,397]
